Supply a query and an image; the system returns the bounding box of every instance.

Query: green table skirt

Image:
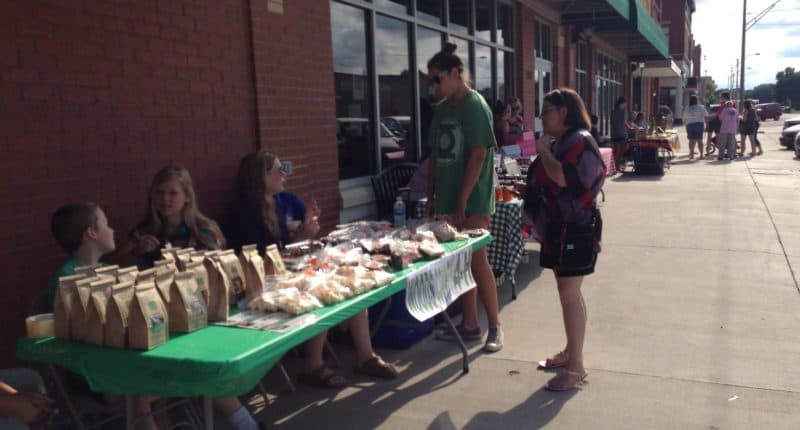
[17,235,491,397]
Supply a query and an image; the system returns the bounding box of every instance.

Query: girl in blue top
[225,150,398,388]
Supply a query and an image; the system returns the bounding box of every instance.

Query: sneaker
[435,324,482,342]
[483,325,504,353]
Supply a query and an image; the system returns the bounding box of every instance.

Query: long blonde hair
[142,165,225,249]
[234,150,280,238]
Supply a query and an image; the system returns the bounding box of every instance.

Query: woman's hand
[0,392,54,426]
[446,200,467,227]
[302,199,321,238]
[133,232,160,255]
[536,135,553,154]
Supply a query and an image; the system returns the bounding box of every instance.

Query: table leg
[125,394,134,430]
[46,365,87,430]
[441,312,469,374]
[203,396,214,430]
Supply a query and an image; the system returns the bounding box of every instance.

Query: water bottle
[393,195,406,228]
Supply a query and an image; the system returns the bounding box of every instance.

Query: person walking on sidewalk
[740,99,762,156]
[425,42,504,353]
[717,95,739,161]
[524,88,606,391]
[683,94,708,159]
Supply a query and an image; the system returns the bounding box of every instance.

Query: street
[253,117,800,430]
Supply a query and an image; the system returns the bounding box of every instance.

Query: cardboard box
[168,272,208,333]
[203,251,230,322]
[70,276,100,342]
[53,274,85,340]
[128,281,169,350]
[105,281,134,348]
[84,278,114,346]
[215,250,246,305]
[154,267,176,305]
[184,260,210,305]
[116,266,138,284]
[240,245,266,298]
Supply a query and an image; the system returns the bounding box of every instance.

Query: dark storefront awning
[546,0,669,60]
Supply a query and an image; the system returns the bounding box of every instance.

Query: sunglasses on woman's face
[430,72,446,86]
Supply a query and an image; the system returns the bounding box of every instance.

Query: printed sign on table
[405,246,476,322]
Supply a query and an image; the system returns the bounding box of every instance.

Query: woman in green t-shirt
[425,42,503,353]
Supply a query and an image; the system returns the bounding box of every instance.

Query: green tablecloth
[17,235,491,397]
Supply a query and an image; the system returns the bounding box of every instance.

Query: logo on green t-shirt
[435,120,463,167]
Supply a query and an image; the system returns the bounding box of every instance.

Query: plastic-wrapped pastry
[412,230,437,243]
[419,241,446,259]
[249,288,299,312]
[274,275,308,290]
[433,222,458,242]
[365,270,395,287]
[307,280,351,305]
[278,291,323,315]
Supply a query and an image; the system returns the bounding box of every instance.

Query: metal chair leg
[325,340,342,369]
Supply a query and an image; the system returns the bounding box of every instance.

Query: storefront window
[595,52,623,136]
[449,0,470,34]
[475,43,492,102]
[475,0,493,41]
[331,2,374,179]
[418,27,442,157]
[330,0,514,179]
[576,41,588,102]
[417,0,443,25]
[497,2,513,48]
[374,0,408,15]
[535,20,552,61]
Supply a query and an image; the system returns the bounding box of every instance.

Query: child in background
[48,203,163,430]
[127,166,225,268]
[126,165,263,430]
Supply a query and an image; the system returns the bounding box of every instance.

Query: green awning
[630,0,669,59]
[555,0,669,60]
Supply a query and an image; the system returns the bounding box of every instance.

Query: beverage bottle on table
[393,196,406,228]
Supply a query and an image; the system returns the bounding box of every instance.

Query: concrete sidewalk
[251,119,800,429]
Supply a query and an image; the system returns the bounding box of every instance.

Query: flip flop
[353,355,399,379]
[545,370,588,391]
[537,351,568,369]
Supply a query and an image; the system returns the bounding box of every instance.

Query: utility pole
[739,0,746,111]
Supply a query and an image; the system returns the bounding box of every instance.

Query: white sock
[228,406,259,430]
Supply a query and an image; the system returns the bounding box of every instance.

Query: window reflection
[331,2,374,179]
[417,27,442,158]
[475,0,493,41]
[497,50,505,102]
[475,44,492,103]
[497,3,513,47]
[417,0,443,25]
[449,0,469,34]
[373,0,407,15]
[375,15,414,165]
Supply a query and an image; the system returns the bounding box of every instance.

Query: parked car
[381,116,411,139]
[783,118,800,130]
[784,106,792,113]
[779,123,800,148]
[795,132,800,159]
[755,102,783,121]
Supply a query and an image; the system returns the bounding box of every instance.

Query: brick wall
[517,5,536,131]
[248,0,339,230]
[0,0,259,365]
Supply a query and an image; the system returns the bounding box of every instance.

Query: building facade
[0,0,672,364]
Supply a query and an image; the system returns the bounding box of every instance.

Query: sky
[694,0,800,90]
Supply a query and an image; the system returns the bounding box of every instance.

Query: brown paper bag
[105,281,134,348]
[154,258,177,273]
[203,251,230,322]
[54,274,85,340]
[116,266,138,284]
[215,250,246,305]
[184,260,210,305]
[128,282,169,350]
[174,248,195,271]
[136,268,157,284]
[154,267,176,304]
[93,265,120,280]
[84,278,114,346]
[264,244,287,275]
[73,263,102,276]
[239,245,266,298]
[168,272,208,333]
[70,276,99,342]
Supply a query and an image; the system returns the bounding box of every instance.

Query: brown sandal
[538,350,569,370]
[353,355,398,379]
[299,365,348,389]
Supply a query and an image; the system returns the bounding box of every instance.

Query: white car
[780,123,800,148]
[794,131,800,159]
